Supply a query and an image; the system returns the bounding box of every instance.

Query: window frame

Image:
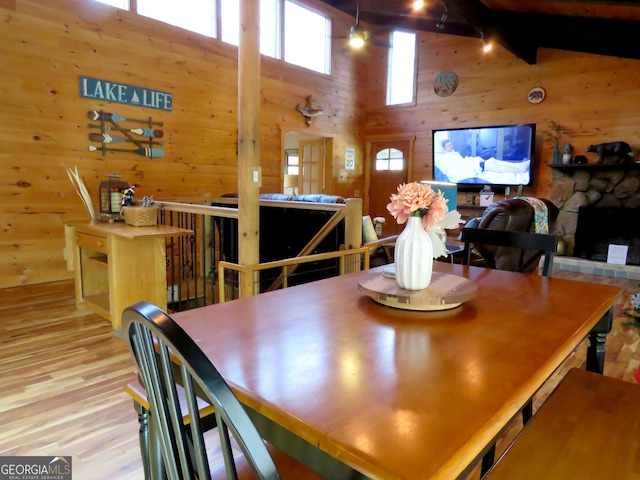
[285,148,300,175]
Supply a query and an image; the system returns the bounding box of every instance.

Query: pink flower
[422,194,448,231]
[386,182,450,232]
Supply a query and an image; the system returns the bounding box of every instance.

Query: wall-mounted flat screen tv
[432,123,536,188]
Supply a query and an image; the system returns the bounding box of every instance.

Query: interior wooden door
[299,139,325,194]
[369,141,409,235]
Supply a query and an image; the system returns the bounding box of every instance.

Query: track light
[481,32,493,53]
[349,24,366,48]
[435,5,448,30]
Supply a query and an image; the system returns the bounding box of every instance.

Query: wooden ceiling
[321,0,640,64]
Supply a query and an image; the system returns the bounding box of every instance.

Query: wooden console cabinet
[71,222,192,330]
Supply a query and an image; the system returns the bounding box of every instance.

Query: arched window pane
[376,148,390,159]
[389,148,404,159]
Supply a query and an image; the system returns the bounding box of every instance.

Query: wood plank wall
[2,0,640,289]
[366,32,640,201]
[0,0,367,288]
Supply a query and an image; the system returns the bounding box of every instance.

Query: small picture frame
[345,147,355,171]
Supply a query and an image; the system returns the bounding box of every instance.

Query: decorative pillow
[362,215,379,244]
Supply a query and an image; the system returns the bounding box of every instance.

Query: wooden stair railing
[152,197,363,309]
[217,247,370,302]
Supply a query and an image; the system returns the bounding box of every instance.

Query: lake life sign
[79,76,172,111]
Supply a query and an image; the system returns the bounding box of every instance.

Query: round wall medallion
[434,71,459,97]
[527,87,546,104]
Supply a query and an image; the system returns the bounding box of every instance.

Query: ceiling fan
[342,0,390,49]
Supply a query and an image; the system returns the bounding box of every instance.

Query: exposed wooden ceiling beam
[321,0,640,63]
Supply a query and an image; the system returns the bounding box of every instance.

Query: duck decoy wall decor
[295,95,324,126]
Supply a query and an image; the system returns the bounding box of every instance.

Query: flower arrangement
[386,182,463,258]
[387,182,446,229]
[622,285,640,335]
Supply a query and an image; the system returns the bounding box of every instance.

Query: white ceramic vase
[394,216,434,290]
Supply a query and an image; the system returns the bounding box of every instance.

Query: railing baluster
[155,197,364,309]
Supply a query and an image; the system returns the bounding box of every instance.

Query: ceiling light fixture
[412,0,425,10]
[349,24,366,48]
[481,32,493,53]
[348,0,365,48]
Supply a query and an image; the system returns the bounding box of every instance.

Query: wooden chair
[122,301,322,480]
[461,227,558,475]
[124,380,216,479]
[485,368,640,479]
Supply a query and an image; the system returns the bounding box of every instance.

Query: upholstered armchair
[466,198,559,273]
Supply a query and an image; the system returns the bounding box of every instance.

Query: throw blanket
[514,197,549,234]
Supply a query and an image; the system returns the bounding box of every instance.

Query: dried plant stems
[64,164,96,220]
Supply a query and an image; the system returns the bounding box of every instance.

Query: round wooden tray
[357,267,478,311]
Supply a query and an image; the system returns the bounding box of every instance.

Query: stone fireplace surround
[549,163,640,267]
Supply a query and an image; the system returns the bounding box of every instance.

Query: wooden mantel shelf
[547,162,640,172]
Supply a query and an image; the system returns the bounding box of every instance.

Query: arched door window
[375,148,405,171]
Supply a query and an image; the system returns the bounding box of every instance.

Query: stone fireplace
[550,163,640,265]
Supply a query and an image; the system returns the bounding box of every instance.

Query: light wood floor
[0,272,638,479]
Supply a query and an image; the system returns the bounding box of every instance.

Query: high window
[220,0,281,58]
[283,1,331,74]
[94,0,330,75]
[137,0,217,37]
[386,30,417,106]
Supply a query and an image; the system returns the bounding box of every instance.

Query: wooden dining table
[168,262,621,480]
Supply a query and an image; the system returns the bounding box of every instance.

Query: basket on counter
[121,206,158,226]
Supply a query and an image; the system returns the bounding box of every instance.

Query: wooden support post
[344,198,363,250]
[237,0,261,297]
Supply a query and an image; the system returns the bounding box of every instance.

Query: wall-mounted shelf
[548,163,640,172]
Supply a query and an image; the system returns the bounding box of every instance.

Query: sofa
[465,198,559,273]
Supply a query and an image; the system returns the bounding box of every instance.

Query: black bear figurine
[586,142,633,164]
